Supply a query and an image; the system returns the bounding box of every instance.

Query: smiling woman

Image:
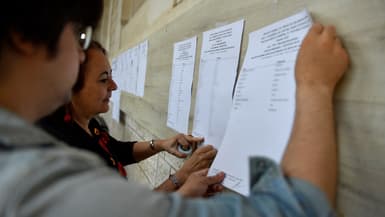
[71,41,117,121]
[37,40,218,195]
[38,42,131,176]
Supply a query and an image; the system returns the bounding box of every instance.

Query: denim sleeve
[247,157,336,217]
[167,157,335,217]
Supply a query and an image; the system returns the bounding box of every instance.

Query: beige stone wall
[97,0,385,216]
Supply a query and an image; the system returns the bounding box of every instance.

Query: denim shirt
[0,107,334,217]
[165,157,335,217]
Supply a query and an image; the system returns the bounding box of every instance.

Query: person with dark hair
[0,1,102,57]
[0,0,350,216]
[38,41,220,193]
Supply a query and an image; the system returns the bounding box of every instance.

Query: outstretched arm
[177,169,225,198]
[154,145,217,193]
[132,134,203,161]
[281,23,349,206]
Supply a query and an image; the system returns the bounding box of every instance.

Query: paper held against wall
[192,19,244,148]
[209,10,313,196]
[167,37,197,134]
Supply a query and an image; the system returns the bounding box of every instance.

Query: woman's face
[71,48,117,118]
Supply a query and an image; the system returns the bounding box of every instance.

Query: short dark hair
[72,40,107,93]
[0,0,103,56]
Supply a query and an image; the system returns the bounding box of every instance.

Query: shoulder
[37,106,85,147]
[0,146,170,217]
[37,106,67,129]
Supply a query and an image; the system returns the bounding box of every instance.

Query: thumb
[170,148,187,158]
[205,171,225,185]
[174,152,187,158]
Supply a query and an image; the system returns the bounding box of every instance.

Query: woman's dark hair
[72,40,107,93]
[0,0,103,56]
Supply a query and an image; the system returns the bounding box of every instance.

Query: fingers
[203,148,217,160]
[335,37,342,47]
[191,146,217,164]
[186,135,204,143]
[175,134,203,151]
[194,144,215,154]
[319,25,338,51]
[310,23,346,55]
[196,168,209,176]
[323,25,336,39]
[310,22,324,35]
[194,169,225,185]
[179,145,218,177]
[211,183,224,192]
[184,146,217,170]
[204,183,224,197]
[324,26,349,65]
[296,21,349,92]
[172,150,188,158]
[334,37,346,55]
[176,134,190,149]
[335,37,350,68]
[206,171,225,185]
[310,23,336,40]
[185,135,204,151]
[177,169,225,198]
[195,158,214,169]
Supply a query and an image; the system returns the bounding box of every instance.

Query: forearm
[154,179,177,192]
[154,145,217,193]
[281,86,337,206]
[132,140,163,162]
[153,171,187,192]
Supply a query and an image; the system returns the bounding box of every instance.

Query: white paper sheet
[136,40,148,97]
[128,46,139,95]
[121,49,131,94]
[118,40,148,97]
[118,52,127,94]
[167,37,197,134]
[192,19,244,148]
[209,10,313,196]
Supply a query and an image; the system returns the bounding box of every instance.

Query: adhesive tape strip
[177,144,193,155]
